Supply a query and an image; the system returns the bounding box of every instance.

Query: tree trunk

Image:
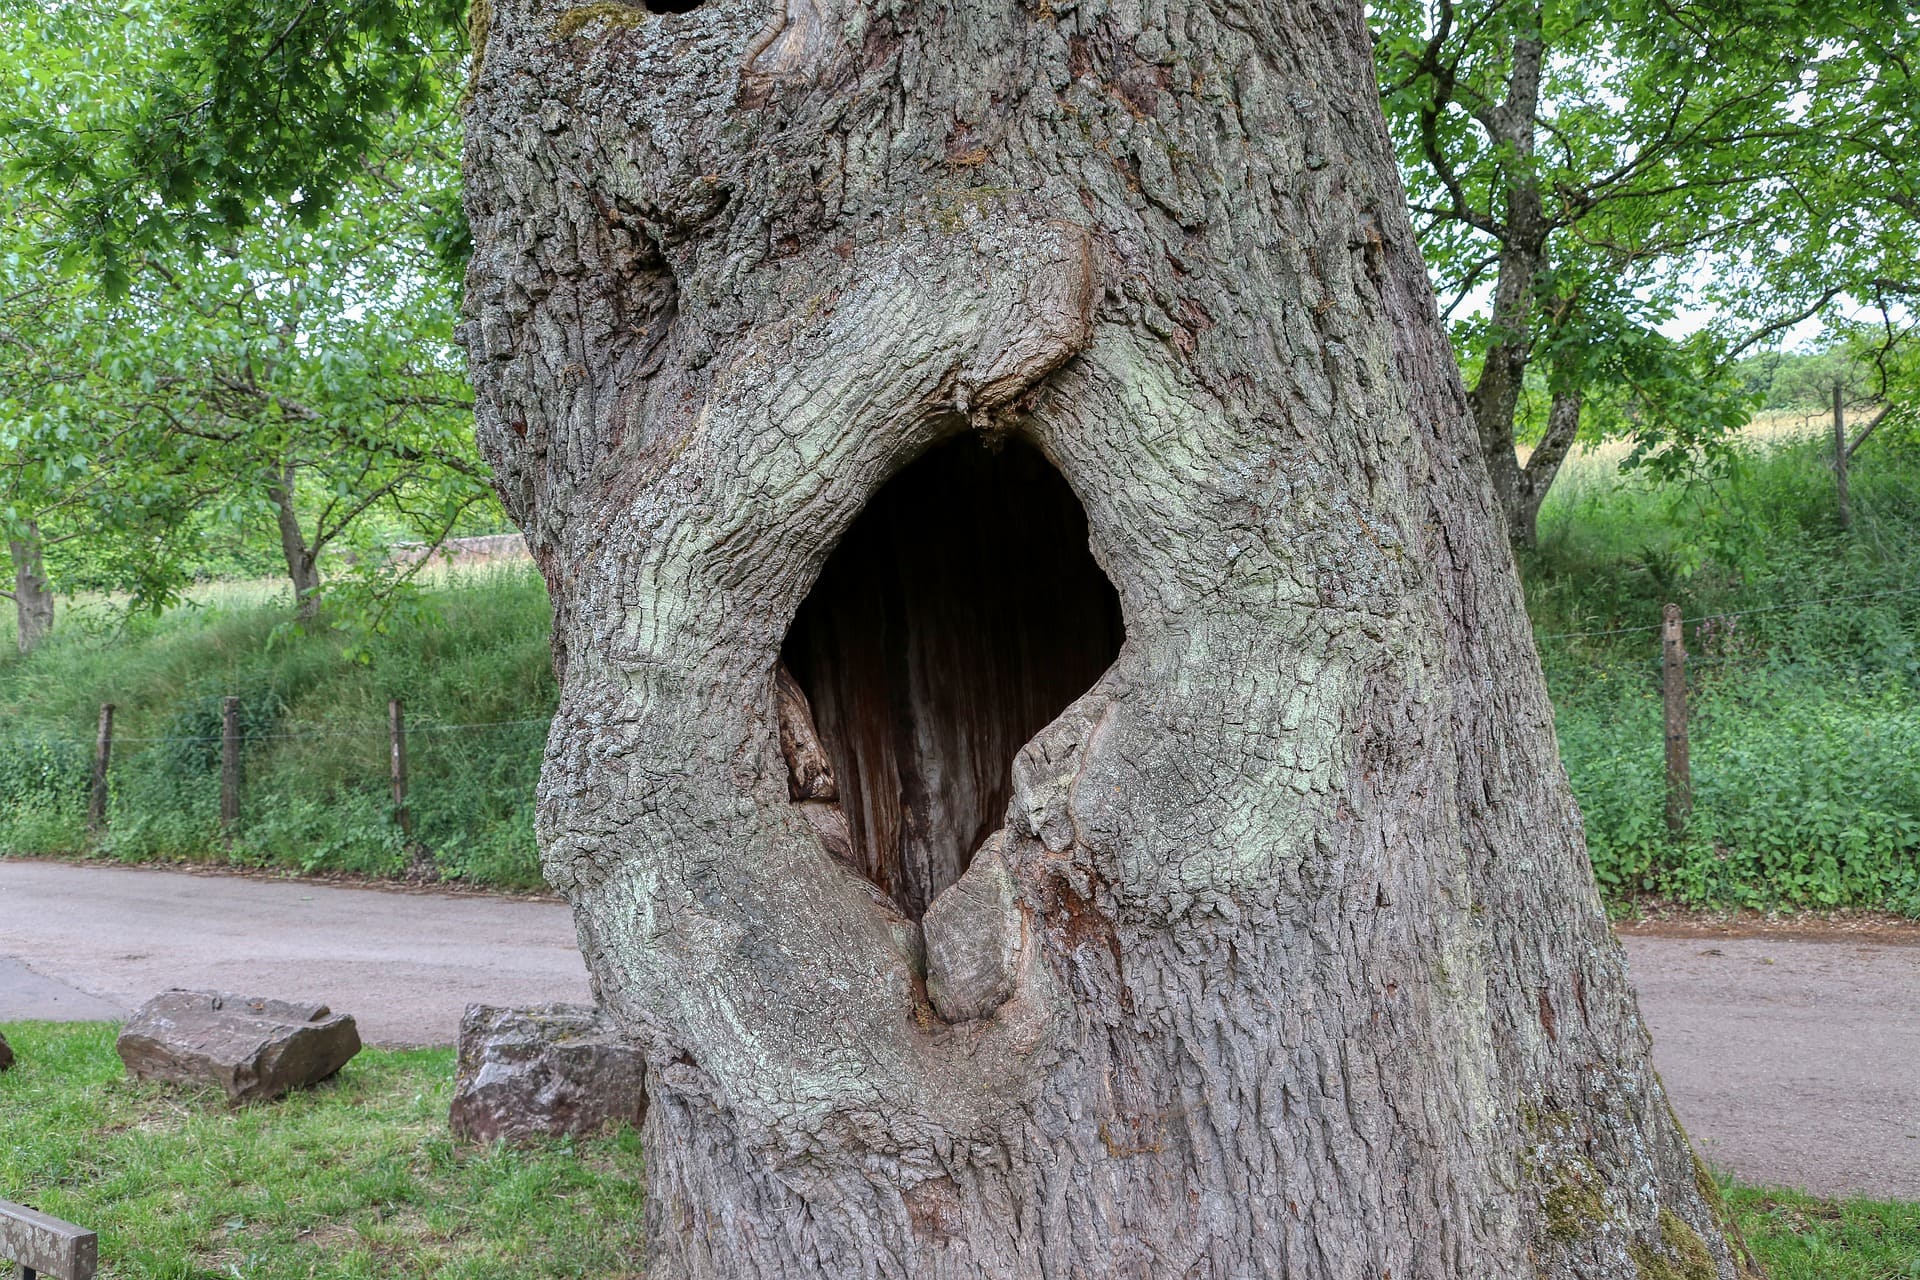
[1832,382,1852,531]
[1465,12,1550,551]
[266,465,321,622]
[10,522,55,654]
[461,0,1753,1276]
[1512,386,1584,550]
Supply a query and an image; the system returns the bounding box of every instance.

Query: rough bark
[8,522,55,654]
[460,0,1754,1276]
[266,465,322,622]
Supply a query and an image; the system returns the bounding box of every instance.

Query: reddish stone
[449,1003,647,1145]
[116,989,361,1102]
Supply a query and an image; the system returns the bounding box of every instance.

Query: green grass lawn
[1728,1186,1920,1279]
[3,1023,1916,1278]
[0,1022,645,1279]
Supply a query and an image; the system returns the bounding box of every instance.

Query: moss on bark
[553,2,648,39]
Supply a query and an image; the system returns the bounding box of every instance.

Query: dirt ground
[2,859,1913,1200]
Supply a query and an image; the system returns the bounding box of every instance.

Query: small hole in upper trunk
[781,435,1124,920]
[643,0,704,12]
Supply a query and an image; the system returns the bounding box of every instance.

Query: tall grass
[0,566,557,887]
[1530,435,1920,912]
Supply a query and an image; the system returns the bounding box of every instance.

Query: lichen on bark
[552,1,647,39]
[458,0,1750,1273]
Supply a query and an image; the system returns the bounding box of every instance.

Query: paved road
[1620,932,1919,1201]
[0,860,590,1046]
[2,860,1913,1200]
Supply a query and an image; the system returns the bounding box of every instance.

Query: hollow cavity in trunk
[781,435,1123,919]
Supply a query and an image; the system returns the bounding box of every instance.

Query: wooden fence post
[1661,603,1691,836]
[88,702,114,834]
[389,698,411,841]
[220,696,242,829]
[1833,381,1852,531]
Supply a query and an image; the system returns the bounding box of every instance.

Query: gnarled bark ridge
[460,0,1754,1274]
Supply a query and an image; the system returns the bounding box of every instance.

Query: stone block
[116,989,361,1102]
[449,1002,647,1145]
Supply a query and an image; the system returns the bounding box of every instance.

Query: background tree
[0,0,467,288]
[1372,0,1915,548]
[0,235,78,652]
[0,0,490,633]
[95,200,491,624]
[0,191,203,648]
[463,0,1753,1275]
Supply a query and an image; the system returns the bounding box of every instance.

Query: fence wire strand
[1536,582,1920,641]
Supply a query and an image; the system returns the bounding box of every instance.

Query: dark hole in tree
[643,0,704,13]
[781,435,1125,921]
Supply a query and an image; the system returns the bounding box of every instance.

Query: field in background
[0,552,535,656]
[0,430,1914,912]
[1520,407,1835,477]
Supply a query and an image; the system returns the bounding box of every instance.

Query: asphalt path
[1620,931,1919,1201]
[2,859,1913,1200]
[0,860,590,1046]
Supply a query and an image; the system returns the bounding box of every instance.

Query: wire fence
[1534,574,1920,907]
[0,706,553,885]
[1534,582,1920,642]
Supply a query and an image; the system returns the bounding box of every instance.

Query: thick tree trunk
[461,0,1753,1276]
[265,466,321,622]
[9,523,55,654]
[1512,386,1583,550]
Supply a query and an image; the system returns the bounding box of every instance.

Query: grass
[0,564,556,889]
[1728,1186,1920,1279]
[0,1022,645,1279]
[1528,434,1920,915]
[2,1023,1914,1277]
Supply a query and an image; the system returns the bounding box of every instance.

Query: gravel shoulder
[3,859,1913,1199]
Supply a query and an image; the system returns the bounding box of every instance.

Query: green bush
[1560,670,1920,911]
[1536,431,1920,914]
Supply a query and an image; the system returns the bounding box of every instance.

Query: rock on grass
[116,989,361,1103]
[449,1003,646,1145]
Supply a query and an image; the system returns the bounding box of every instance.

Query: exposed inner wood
[781,435,1124,920]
